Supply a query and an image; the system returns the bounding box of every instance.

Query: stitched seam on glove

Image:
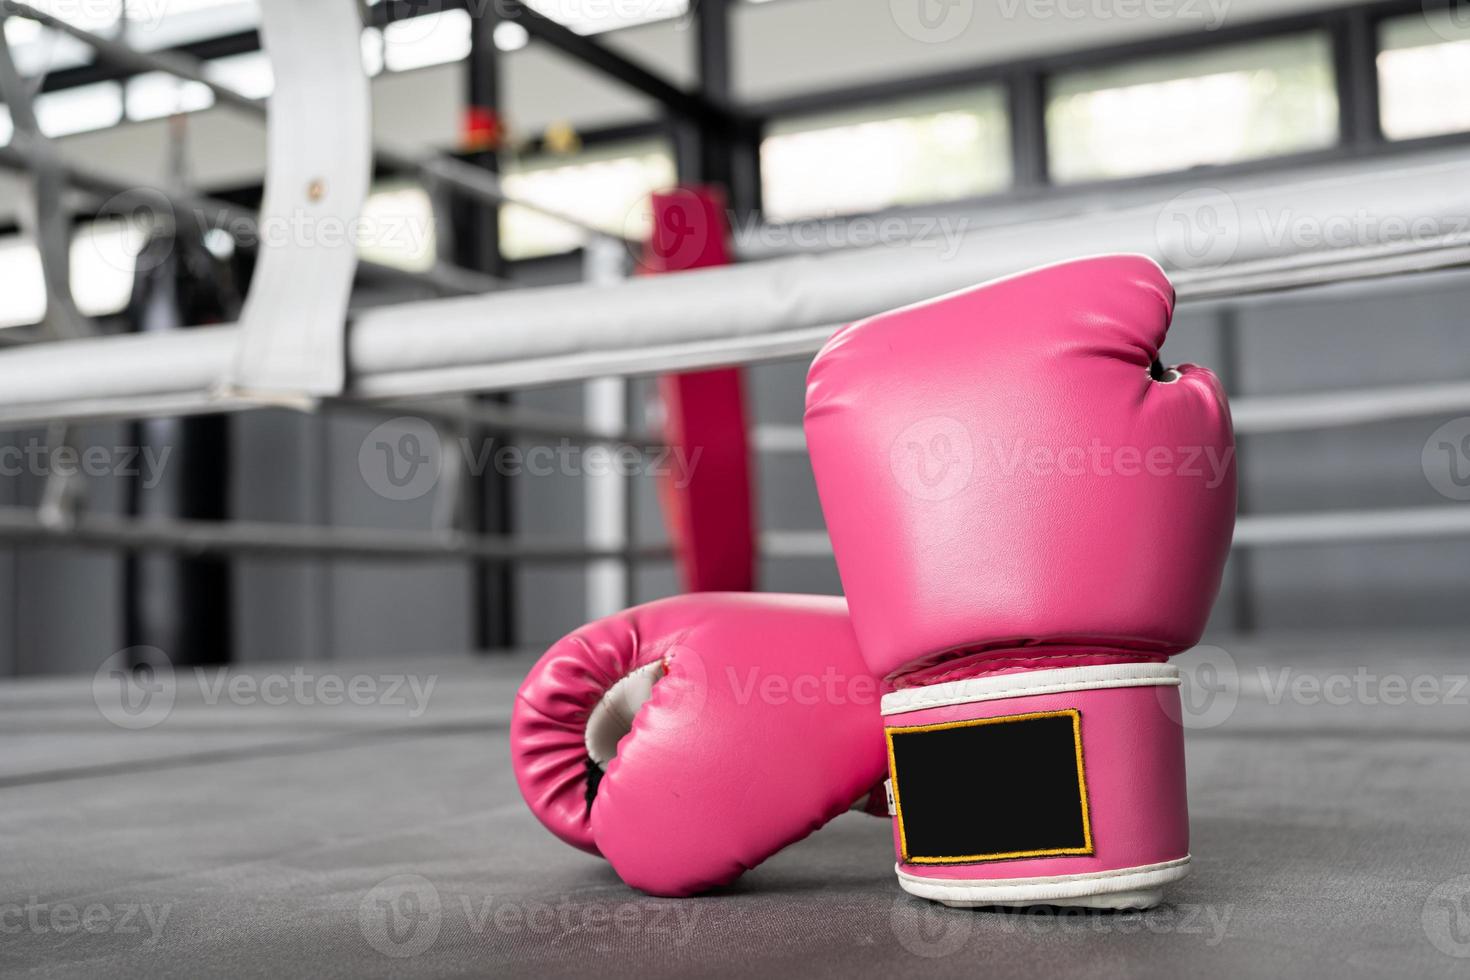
[910,649,1163,688]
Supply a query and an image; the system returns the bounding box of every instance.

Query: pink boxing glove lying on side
[510,593,889,897]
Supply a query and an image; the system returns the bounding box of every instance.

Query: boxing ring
[2,0,1470,975]
[5,633,1470,977]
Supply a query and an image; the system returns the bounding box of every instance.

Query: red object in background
[644,188,756,593]
[461,106,504,153]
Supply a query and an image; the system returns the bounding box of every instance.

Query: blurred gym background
[1,0,1468,675]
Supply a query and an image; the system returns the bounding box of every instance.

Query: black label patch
[886,710,1093,865]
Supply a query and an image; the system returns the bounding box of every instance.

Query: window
[1379,11,1470,141]
[358,183,437,273]
[761,88,1011,223]
[0,239,45,329]
[3,18,92,77]
[126,72,215,122]
[500,143,676,260]
[518,0,687,35]
[34,82,125,138]
[72,219,147,317]
[383,9,472,73]
[0,219,142,329]
[205,50,274,101]
[1047,34,1338,184]
[125,0,259,53]
[361,27,386,77]
[0,106,12,147]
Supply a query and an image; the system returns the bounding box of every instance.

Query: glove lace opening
[583,755,603,813]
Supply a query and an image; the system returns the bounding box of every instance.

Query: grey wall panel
[1236,282,1470,394]
[326,560,473,660]
[0,428,14,676]
[1229,280,1470,629]
[1250,540,1470,630]
[757,449,824,532]
[1243,417,1464,514]
[232,409,329,664]
[761,556,844,598]
[9,423,125,676]
[510,383,591,649]
[514,568,587,650]
[1160,306,1227,375]
[1208,552,1246,635]
[13,550,121,676]
[320,411,473,660]
[748,359,810,427]
[633,564,681,607]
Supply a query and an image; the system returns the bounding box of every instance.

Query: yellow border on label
[885,709,1094,865]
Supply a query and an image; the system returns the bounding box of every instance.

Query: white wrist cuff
[881,662,1180,716]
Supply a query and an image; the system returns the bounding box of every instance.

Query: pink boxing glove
[804,254,1236,910]
[511,593,888,897]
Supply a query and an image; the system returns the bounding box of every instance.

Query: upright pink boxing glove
[511,593,888,897]
[804,254,1236,910]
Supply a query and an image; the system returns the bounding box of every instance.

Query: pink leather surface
[644,188,756,594]
[885,684,1188,879]
[804,254,1237,683]
[511,593,888,897]
[656,368,756,592]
